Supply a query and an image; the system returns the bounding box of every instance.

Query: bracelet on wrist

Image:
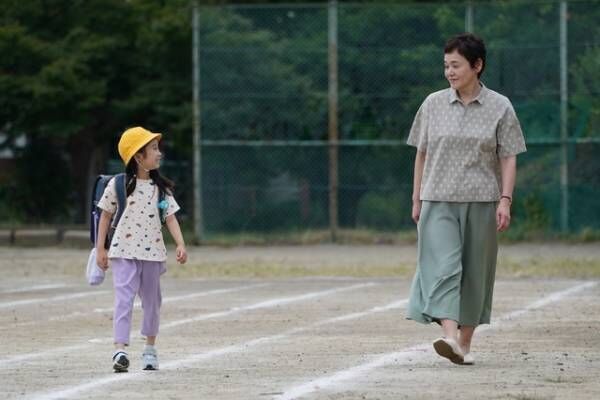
[500,195,512,204]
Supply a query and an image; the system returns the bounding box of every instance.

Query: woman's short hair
[444,33,486,78]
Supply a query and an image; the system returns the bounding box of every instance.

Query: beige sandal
[462,352,475,365]
[433,337,464,365]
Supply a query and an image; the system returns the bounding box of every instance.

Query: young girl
[96,126,187,372]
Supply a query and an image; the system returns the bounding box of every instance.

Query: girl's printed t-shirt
[98,178,180,262]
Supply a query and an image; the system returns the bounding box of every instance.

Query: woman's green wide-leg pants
[407,201,498,326]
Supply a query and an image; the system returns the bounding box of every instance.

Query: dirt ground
[1,244,599,399]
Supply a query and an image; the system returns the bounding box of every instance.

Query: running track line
[160,282,376,330]
[0,283,72,294]
[90,282,377,338]
[95,283,270,313]
[27,289,401,400]
[3,283,375,370]
[0,283,268,330]
[0,291,110,309]
[275,281,598,400]
[0,283,266,365]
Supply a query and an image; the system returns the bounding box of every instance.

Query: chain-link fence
[187,0,599,237]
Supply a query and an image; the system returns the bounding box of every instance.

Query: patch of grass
[170,261,415,279]
[169,253,600,279]
[567,228,600,242]
[497,258,600,278]
[498,227,600,243]
[543,376,584,384]
[172,227,600,247]
[170,257,600,279]
[168,228,418,247]
[504,395,551,400]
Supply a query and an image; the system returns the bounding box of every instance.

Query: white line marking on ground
[27,288,400,400]
[5,283,375,369]
[160,282,376,330]
[274,281,598,400]
[93,283,270,313]
[0,283,72,294]
[85,282,379,343]
[0,291,110,309]
[0,284,268,331]
[322,300,407,324]
[0,284,268,365]
[0,344,93,368]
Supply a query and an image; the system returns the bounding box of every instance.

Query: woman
[406,33,526,365]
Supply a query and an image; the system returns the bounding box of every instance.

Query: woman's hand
[412,200,422,224]
[411,151,425,225]
[96,247,109,271]
[175,244,187,264]
[496,198,511,232]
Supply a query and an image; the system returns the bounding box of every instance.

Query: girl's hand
[175,245,187,264]
[496,199,511,232]
[96,248,109,271]
[412,200,422,224]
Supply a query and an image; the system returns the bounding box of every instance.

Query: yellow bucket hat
[118,126,162,165]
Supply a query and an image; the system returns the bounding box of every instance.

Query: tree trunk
[68,130,105,224]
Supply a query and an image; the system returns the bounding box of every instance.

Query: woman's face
[136,139,162,171]
[444,50,482,92]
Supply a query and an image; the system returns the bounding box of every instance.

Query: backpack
[90,173,127,249]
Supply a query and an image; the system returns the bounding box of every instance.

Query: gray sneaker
[142,347,159,370]
[112,350,129,373]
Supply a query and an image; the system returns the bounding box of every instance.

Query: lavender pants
[111,258,165,345]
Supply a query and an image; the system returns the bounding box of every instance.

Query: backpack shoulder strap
[158,188,167,225]
[112,173,127,228]
[90,175,107,244]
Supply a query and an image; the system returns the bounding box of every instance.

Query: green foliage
[9,137,72,223]
[0,0,598,234]
[571,47,600,138]
[356,191,412,230]
[0,0,195,222]
[520,192,551,231]
[0,184,20,223]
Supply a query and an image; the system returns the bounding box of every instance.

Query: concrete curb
[0,228,89,247]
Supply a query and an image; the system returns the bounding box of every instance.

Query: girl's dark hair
[125,144,175,201]
[444,33,486,78]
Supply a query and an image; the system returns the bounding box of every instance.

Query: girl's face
[135,139,162,171]
[444,50,482,92]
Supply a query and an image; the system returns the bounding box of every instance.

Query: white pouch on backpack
[86,248,105,286]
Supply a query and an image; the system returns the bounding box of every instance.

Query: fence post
[559,1,569,232]
[192,1,204,243]
[328,0,339,242]
[465,1,474,32]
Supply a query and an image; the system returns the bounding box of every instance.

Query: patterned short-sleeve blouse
[407,84,526,202]
[97,177,180,262]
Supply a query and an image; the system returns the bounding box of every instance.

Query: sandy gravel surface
[2,242,599,277]
[0,244,599,399]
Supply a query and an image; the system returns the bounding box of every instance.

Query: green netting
[186,0,600,234]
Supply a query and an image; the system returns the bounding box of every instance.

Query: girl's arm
[497,155,517,232]
[96,210,113,270]
[166,214,187,264]
[411,150,426,224]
